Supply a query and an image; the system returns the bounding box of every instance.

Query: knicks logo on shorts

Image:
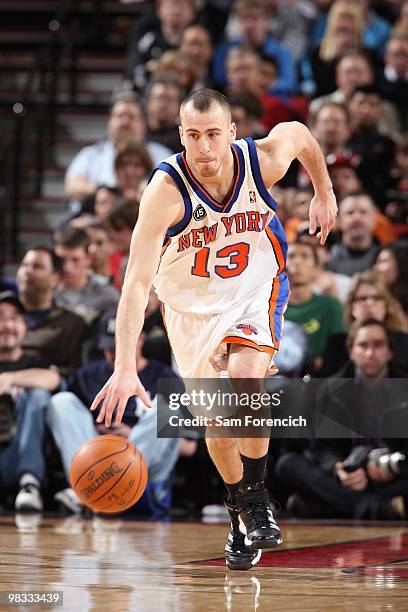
[236,323,258,336]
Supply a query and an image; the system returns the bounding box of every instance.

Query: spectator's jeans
[0,389,49,487]
[275,452,408,519]
[46,392,181,485]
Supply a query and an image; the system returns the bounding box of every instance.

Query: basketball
[69,435,148,514]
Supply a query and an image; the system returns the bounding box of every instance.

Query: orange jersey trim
[265,225,285,274]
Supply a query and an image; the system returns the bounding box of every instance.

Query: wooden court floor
[0,514,408,611]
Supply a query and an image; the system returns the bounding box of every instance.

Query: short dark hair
[229,92,262,120]
[180,88,231,121]
[53,226,90,252]
[114,143,153,175]
[291,239,319,266]
[23,246,63,274]
[107,198,140,231]
[86,220,110,233]
[110,91,143,115]
[349,84,381,99]
[145,76,184,103]
[338,190,375,210]
[312,101,350,125]
[347,318,392,351]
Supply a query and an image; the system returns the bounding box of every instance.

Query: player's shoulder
[143,163,181,199]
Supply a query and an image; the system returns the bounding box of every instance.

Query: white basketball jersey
[153,138,288,315]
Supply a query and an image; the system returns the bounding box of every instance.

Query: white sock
[19,473,41,489]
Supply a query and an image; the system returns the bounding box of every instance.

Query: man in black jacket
[275,319,408,519]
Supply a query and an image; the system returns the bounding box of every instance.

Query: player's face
[179,103,236,178]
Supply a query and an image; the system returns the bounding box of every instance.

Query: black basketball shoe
[234,483,282,550]
[224,499,262,570]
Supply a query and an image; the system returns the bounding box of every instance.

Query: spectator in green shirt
[285,240,346,372]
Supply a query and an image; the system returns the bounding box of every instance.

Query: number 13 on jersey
[191,242,250,279]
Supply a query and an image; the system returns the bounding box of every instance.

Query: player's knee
[206,436,236,451]
[228,362,263,380]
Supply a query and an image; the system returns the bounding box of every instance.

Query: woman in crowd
[321,269,408,375]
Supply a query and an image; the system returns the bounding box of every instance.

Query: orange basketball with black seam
[70,435,148,513]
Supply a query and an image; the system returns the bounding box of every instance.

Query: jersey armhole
[149,162,193,237]
[244,137,279,212]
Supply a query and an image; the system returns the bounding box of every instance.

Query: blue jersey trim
[273,273,290,344]
[268,214,288,265]
[244,137,278,211]
[152,162,193,237]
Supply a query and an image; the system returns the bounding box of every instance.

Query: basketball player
[91,89,337,570]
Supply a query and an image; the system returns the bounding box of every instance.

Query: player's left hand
[309,188,338,245]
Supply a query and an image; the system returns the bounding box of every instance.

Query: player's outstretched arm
[90,172,183,427]
[256,122,337,244]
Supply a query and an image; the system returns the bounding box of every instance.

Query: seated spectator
[179,23,215,90]
[213,0,297,96]
[321,269,408,376]
[106,199,140,290]
[65,92,172,201]
[326,154,397,245]
[224,47,301,131]
[386,136,408,236]
[54,227,119,326]
[276,319,408,520]
[301,102,351,189]
[310,102,351,157]
[46,308,194,516]
[285,187,313,243]
[309,51,401,138]
[285,240,346,372]
[127,0,197,91]
[302,1,374,97]
[76,185,120,227]
[144,78,184,153]
[375,244,408,315]
[347,85,395,208]
[86,221,115,282]
[327,192,379,276]
[311,0,391,57]
[150,51,197,96]
[0,292,60,511]
[16,248,87,377]
[229,93,264,139]
[295,228,352,304]
[225,0,318,63]
[224,45,260,97]
[378,33,408,130]
[114,143,153,202]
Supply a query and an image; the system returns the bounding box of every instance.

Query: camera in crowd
[342,445,408,478]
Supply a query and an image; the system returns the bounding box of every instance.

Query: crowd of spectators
[1,0,407,520]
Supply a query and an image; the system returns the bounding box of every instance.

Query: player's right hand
[90,370,152,428]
